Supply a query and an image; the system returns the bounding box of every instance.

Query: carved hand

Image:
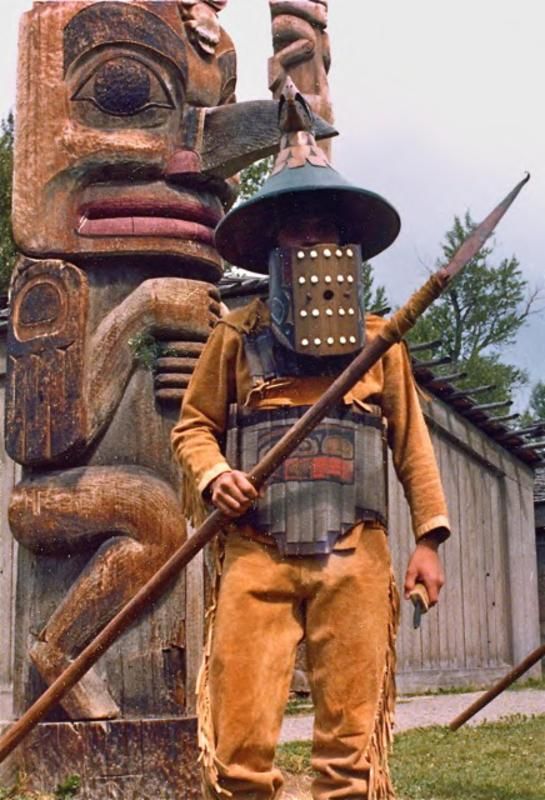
[147,280,221,404]
[88,279,220,436]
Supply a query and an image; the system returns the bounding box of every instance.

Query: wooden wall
[392,393,541,692]
[537,531,545,644]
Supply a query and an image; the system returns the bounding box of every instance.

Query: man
[172,84,449,800]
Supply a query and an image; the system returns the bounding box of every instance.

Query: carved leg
[9,466,185,720]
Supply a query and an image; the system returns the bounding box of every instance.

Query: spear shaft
[0,174,529,764]
[450,642,545,731]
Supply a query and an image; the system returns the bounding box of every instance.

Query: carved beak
[166,99,337,184]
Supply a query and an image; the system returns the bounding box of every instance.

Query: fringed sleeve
[171,321,237,525]
[171,299,266,525]
[380,338,451,542]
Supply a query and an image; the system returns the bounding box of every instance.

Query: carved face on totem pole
[13,0,236,281]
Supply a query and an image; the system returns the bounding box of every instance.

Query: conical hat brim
[215,163,401,272]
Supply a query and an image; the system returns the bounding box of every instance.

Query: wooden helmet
[214,80,401,273]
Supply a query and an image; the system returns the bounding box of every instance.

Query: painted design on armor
[269,243,365,356]
[226,404,387,555]
[262,421,355,484]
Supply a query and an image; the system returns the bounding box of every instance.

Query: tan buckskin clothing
[202,527,398,800]
[171,299,450,800]
[172,299,450,541]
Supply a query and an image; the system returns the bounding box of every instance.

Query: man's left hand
[404,534,445,607]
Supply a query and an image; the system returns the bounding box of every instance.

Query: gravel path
[279,689,545,742]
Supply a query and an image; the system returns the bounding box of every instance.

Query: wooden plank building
[534,468,545,644]
[392,391,539,691]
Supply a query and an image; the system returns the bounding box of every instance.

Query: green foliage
[276,740,314,776]
[285,696,314,716]
[277,715,545,798]
[510,675,545,691]
[0,772,80,800]
[0,112,16,296]
[128,334,176,370]
[408,211,540,407]
[362,261,389,313]
[238,157,273,201]
[529,380,545,419]
[53,776,80,799]
[521,380,545,425]
[454,352,526,407]
[128,332,162,370]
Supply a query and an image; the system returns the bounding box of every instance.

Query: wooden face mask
[268,243,366,357]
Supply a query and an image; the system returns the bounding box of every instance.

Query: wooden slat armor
[226,403,387,555]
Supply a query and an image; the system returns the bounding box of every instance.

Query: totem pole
[6,1,334,794]
[269,0,333,155]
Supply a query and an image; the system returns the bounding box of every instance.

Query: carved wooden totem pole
[6,0,334,794]
[269,0,333,155]
[5,1,330,794]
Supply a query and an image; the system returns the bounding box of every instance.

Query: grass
[404,675,545,697]
[510,675,545,691]
[287,674,545,708]
[285,696,314,716]
[0,775,80,800]
[277,715,545,799]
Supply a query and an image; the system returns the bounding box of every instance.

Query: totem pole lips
[77,194,223,246]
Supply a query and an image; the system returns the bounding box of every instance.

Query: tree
[520,380,545,425]
[362,261,389,314]
[222,157,275,278]
[408,212,541,407]
[238,156,274,201]
[0,112,16,297]
[528,381,545,419]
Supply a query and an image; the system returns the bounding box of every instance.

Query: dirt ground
[282,775,313,800]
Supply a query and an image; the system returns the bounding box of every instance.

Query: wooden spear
[0,174,530,764]
[450,642,545,731]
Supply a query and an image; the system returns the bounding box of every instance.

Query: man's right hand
[209,470,258,518]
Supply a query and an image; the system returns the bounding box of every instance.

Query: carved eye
[72,56,174,116]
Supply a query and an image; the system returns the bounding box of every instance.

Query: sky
[1,0,544,408]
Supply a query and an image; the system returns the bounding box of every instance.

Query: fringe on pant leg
[181,468,232,797]
[195,535,233,799]
[365,570,401,800]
